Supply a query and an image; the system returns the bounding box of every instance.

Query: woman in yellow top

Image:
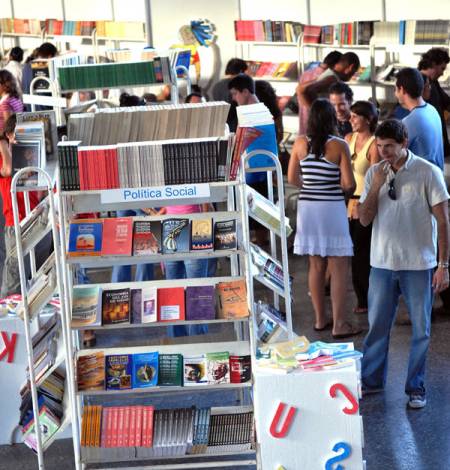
[345,101,380,314]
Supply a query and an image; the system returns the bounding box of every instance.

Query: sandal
[313,321,333,331]
[353,307,368,314]
[332,323,363,339]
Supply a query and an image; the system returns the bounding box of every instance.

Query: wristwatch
[438,261,449,269]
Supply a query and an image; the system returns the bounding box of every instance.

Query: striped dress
[294,151,353,257]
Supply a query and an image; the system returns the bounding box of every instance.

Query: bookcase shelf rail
[91,459,257,470]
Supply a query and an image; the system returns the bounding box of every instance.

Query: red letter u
[269,402,297,438]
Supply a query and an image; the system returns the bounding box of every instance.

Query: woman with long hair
[0,69,23,133]
[345,101,379,314]
[288,98,361,338]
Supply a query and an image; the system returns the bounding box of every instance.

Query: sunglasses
[388,178,396,200]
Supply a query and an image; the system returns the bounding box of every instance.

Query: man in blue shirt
[395,67,444,171]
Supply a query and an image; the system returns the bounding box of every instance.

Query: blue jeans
[164,259,209,337]
[362,267,433,395]
[111,210,154,283]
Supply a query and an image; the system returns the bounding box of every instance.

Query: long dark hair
[307,98,338,157]
[0,70,20,98]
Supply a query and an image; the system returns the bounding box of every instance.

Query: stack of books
[20,370,65,452]
[76,350,251,392]
[246,61,298,80]
[71,278,247,328]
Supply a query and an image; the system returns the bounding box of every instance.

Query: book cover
[105,355,132,390]
[230,355,252,383]
[161,219,190,253]
[130,289,142,324]
[68,219,103,257]
[141,286,157,323]
[102,288,131,325]
[132,352,159,389]
[77,352,105,391]
[12,141,41,185]
[158,354,183,386]
[214,220,237,250]
[206,352,230,384]
[184,355,207,386]
[190,219,213,251]
[132,220,161,255]
[217,280,248,319]
[71,286,102,327]
[157,287,185,322]
[185,286,215,320]
[101,217,133,256]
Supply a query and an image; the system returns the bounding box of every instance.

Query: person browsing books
[0,70,24,134]
[4,47,24,96]
[0,114,39,297]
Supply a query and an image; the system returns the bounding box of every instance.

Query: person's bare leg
[309,255,328,329]
[328,256,352,334]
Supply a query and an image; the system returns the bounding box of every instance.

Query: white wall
[240,0,309,22]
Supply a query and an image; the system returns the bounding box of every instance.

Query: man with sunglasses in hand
[358,119,449,409]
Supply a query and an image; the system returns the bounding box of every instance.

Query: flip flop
[314,321,333,331]
[332,325,363,339]
[353,307,368,314]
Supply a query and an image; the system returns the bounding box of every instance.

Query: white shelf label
[100,184,211,204]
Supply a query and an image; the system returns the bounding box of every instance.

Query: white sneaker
[408,394,426,409]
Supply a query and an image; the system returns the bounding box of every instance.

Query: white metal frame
[10,167,80,470]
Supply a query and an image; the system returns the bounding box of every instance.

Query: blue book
[105,354,132,390]
[68,219,103,257]
[162,219,190,253]
[244,123,278,169]
[132,352,159,388]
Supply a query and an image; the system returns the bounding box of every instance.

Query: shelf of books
[55,100,263,469]
[11,167,81,470]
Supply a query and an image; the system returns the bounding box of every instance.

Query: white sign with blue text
[100,184,211,204]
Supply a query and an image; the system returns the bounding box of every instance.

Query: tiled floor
[1,253,449,470]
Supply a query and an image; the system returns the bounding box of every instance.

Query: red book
[117,407,125,447]
[101,218,133,256]
[135,406,143,447]
[140,405,147,447]
[111,407,119,447]
[143,406,154,447]
[157,287,185,322]
[100,407,108,448]
[123,407,130,447]
[129,406,136,447]
[111,148,120,188]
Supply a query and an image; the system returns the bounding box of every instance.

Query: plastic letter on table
[0,331,18,363]
[329,383,359,415]
[325,442,352,470]
[269,402,298,438]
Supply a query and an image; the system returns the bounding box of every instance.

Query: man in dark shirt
[329,81,353,138]
[418,48,450,158]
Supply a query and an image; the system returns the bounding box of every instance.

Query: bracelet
[438,262,449,268]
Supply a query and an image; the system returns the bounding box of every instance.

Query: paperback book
[190,219,213,251]
[132,221,161,255]
[214,220,237,250]
[157,287,185,322]
[132,352,159,389]
[130,289,142,324]
[161,219,190,253]
[101,217,133,256]
[230,355,252,383]
[102,288,131,324]
[68,219,103,257]
[206,352,230,385]
[184,355,207,386]
[185,286,215,321]
[158,354,183,386]
[105,354,132,390]
[71,286,102,327]
[141,287,157,323]
[77,352,105,391]
[217,280,248,319]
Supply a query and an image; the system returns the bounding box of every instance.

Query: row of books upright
[58,137,230,191]
[56,57,172,91]
[321,22,374,45]
[71,278,247,328]
[0,18,145,39]
[234,20,302,43]
[378,20,450,45]
[20,370,65,452]
[81,405,253,460]
[77,350,251,392]
[245,61,298,80]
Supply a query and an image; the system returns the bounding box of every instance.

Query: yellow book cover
[217,280,249,319]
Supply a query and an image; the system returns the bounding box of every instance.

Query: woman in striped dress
[288,98,361,338]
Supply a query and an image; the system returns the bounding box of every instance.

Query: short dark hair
[375,119,408,143]
[3,113,16,139]
[350,100,379,132]
[9,47,23,63]
[323,51,342,68]
[225,58,248,75]
[185,92,203,103]
[119,92,142,107]
[418,47,450,70]
[339,52,360,71]
[0,70,20,99]
[329,81,354,103]
[307,98,338,157]
[395,67,424,98]
[37,42,57,58]
[228,74,255,94]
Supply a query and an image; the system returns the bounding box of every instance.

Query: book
[217,280,248,319]
[184,355,207,386]
[158,354,183,386]
[132,352,159,388]
[77,353,105,391]
[132,221,161,255]
[230,355,251,383]
[161,219,190,253]
[141,287,157,323]
[185,286,215,321]
[101,218,133,256]
[105,355,132,390]
[68,219,103,257]
[190,219,213,251]
[71,286,102,327]
[214,220,237,250]
[130,289,142,324]
[206,352,230,384]
[11,141,41,185]
[157,287,185,322]
[102,288,131,324]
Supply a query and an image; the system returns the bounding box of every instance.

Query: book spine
[141,405,147,447]
[135,405,143,447]
[129,406,136,447]
[100,407,108,448]
[123,406,130,447]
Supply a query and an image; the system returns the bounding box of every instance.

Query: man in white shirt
[4,47,24,96]
[358,119,449,409]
